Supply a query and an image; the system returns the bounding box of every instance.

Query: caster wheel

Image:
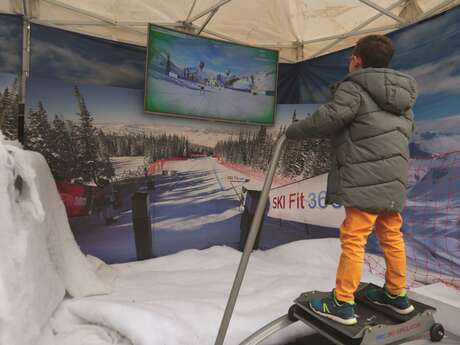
[430,323,445,342]
[288,305,298,322]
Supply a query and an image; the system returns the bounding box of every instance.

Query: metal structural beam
[311,0,406,58]
[30,20,399,47]
[42,0,146,35]
[185,0,198,23]
[295,40,304,61]
[416,0,458,21]
[32,19,177,28]
[197,8,219,35]
[30,18,145,46]
[21,0,460,64]
[278,56,296,63]
[22,0,29,16]
[358,0,406,24]
[302,24,399,45]
[186,0,233,23]
[201,26,246,44]
[310,0,458,60]
[239,315,295,345]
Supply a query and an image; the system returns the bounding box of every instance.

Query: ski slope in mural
[73,157,243,262]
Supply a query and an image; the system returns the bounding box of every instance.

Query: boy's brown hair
[353,35,395,68]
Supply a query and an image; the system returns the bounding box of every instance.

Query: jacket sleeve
[285,81,361,140]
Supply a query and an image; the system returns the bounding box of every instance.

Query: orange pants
[335,208,407,302]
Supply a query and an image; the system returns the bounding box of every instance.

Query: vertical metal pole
[214,135,287,345]
[185,0,198,23]
[18,1,31,144]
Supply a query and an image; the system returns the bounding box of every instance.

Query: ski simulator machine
[214,135,446,345]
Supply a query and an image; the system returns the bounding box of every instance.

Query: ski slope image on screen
[144,24,278,124]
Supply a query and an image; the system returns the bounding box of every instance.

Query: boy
[286,35,417,325]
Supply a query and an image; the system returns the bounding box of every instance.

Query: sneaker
[309,290,357,325]
[366,286,415,315]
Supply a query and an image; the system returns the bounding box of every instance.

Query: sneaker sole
[309,302,358,325]
[370,300,415,315]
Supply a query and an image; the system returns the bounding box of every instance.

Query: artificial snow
[30,148,117,298]
[0,139,65,345]
[49,238,385,345]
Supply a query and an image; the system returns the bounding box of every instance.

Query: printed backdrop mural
[26,23,329,263]
[1,6,458,286]
[0,14,21,141]
[278,7,460,283]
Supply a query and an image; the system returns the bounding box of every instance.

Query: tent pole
[301,24,399,45]
[311,0,406,58]
[295,40,304,61]
[311,0,458,59]
[185,0,198,23]
[186,0,233,23]
[42,0,145,35]
[415,0,458,21]
[358,0,406,24]
[197,9,219,35]
[18,0,31,144]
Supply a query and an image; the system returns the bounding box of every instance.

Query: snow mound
[0,139,65,345]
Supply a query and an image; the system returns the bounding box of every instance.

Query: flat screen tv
[144,24,278,125]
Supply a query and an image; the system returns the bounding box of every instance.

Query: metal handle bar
[214,134,288,345]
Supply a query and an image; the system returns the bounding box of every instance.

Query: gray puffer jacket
[286,68,417,213]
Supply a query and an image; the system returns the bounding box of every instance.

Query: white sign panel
[268,174,344,228]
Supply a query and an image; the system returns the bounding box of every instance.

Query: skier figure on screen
[286,35,417,325]
[198,61,206,94]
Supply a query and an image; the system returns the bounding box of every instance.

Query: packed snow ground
[50,238,385,345]
[47,239,460,345]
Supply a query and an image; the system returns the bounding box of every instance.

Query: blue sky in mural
[27,75,298,128]
[390,6,460,121]
[27,76,147,121]
[30,24,145,90]
[28,23,294,128]
[0,73,17,91]
[0,14,21,77]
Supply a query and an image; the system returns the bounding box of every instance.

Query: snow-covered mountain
[415,114,460,135]
[412,114,460,156]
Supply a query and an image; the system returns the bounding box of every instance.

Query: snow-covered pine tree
[25,101,53,162]
[0,88,18,140]
[50,115,73,180]
[74,86,100,182]
[0,89,6,131]
[67,120,81,180]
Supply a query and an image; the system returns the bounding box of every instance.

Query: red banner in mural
[148,156,188,174]
[56,181,88,217]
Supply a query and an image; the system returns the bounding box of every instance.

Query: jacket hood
[345,68,418,115]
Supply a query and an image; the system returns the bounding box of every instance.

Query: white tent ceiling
[2,0,460,62]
